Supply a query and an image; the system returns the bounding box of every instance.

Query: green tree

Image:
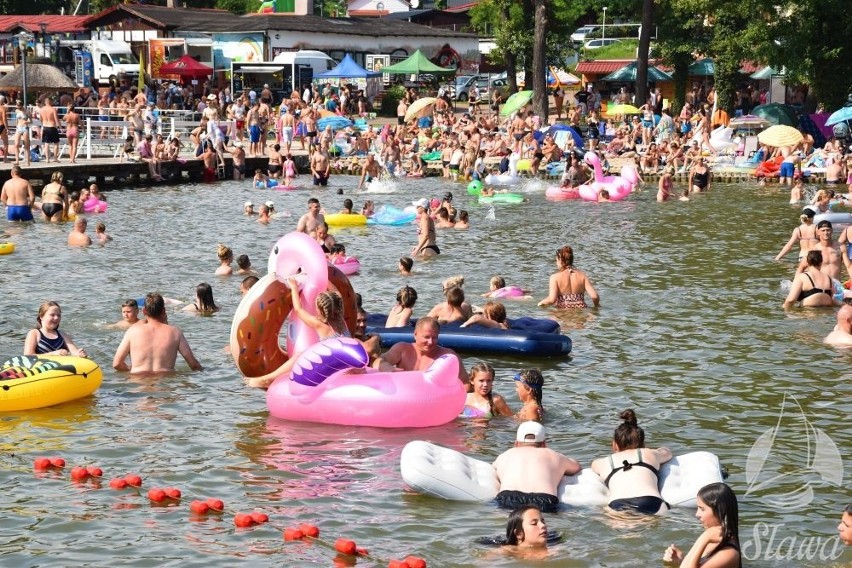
[756,0,852,110]
[532,0,547,118]
[654,0,711,113]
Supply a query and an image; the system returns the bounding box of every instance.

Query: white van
[58,39,139,87]
[273,50,336,90]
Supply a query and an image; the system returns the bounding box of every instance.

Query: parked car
[571,26,599,43]
[584,38,621,50]
[443,74,492,101]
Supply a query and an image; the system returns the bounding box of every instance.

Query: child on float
[242,280,355,388]
[328,243,347,263]
[482,276,531,299]
[215,244,234,276]
[361,200,375,218]
[252,169,269,188]
[513,368,544,422]
[460,361,512,419]
[385,285,418,328]
[23,301,88,357]
[461,301,510,329]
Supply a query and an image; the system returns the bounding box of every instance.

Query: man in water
[358,154,380,189]
[1,166,35,221]
[352,307,381,363]
[799,220,842,280]
[824,305,852,346]
[296,197,325,234]
[492,422,582,513]
[67,217,92,247]
[113,293,202,373]
[372,316,466,383]
[109,299,143,330]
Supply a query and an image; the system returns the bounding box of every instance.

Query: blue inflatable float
[366,315,571,357]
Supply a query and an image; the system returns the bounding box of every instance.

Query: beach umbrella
[605,104,641,116]
[729,115,770,129]
[545,124,584,148]
[0,63,77,91]
[500,90,533,116]
[317,116,353,131]
[688,58,715,76]
[825,105,852,127]
[404,97,437,122]
[757,124,803,148]
[752,103,798,127]
[601,61,673,83]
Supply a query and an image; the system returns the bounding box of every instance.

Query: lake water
[0,175,849,567]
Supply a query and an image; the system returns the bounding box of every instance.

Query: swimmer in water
[461,362,512,419]
[513,368,544,422]
[663,483,741,568]
[398,256,413,276]
[501,506,550,558]
[108,299,144,330]
[95,222,112,244]
[215,244,233,276]
[385,285,418,328]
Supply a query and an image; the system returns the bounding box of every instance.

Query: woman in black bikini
[783,250,837,308]
[689,158,711,192]
[663,483,741,568]
[591,409,672,515]
[41,171,68,223]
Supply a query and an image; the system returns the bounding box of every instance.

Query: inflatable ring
[0,242,15,255]
[325,213,367,227]
[83,197,108,213]
[0,355,103,411]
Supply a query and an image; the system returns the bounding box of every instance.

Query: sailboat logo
[745,393,844,509]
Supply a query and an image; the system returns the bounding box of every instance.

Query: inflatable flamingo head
[584,151,601,169]
[267,231,330,296]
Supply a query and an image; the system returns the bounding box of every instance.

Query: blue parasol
[317,116,354,131]
[545,124,584,148]
[825,105,852,127]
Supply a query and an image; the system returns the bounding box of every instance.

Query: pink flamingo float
[577,152,640,202]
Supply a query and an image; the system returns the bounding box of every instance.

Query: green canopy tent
[380,50,456,76]
[749,67,776,81]
[601,61,673,83]
[688,58,715,76]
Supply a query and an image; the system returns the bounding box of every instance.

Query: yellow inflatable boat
[0,355,103,411]
[324,213,367,227]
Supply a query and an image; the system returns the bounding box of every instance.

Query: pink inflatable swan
[578,152,640,202]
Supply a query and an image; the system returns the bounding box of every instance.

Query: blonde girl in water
[538,246,600,309]
[215,244,233,275]
[461,362,512,419]
[514,368,544,422]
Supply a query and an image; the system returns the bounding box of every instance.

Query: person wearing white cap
[243,201,255,216]
[492,421,581,512]
[411,198,439,258]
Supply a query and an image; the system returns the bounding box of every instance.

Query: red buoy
[124,473,143,487]
[403,556,426,568]
[33,458,52,471]
[164,487,182,500]
[334,538,357,556]
[108,478,128,489]
[233,513,255,528]
[49,457,66,468]
[205,498,224,512]
[147,488,167,503]
[298,523,320,538]
[283,528,304,541]
[190,500,210,515]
